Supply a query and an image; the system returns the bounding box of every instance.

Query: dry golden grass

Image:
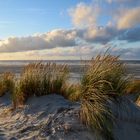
[0,72,15,97]
[80,54,130,140]
[12,81,25,108]
[1,56,140,139]
[61,84,81,101]
[126,80,140,94]
[12,62,70,106]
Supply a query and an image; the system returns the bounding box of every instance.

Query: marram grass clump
[80,54,130,140]
[12,81,25,108]
[0,72,15,97]
[61,83,81,101]
[13,62,70,104]
[0,56,137,139]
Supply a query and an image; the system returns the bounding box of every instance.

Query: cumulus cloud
[0,25,139,54]
[41,29,77,47]
[0,36,47,52]
[29,45,140,60]
[0,29,77,52]
[0,1,140,60]
[117,7,140,29]
[5,46,95,60]
[67,2,140,45]
[112,46,140,59]
[79,26,122,44]
[77,25,140,44]
[118,26,140,42]
[69,3,100,27]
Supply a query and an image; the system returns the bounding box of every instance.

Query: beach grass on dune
[0,55,140,139]
[0,72,15,97]
[12,62,71,106]
[61,83,81,101]
[80,54,130,140]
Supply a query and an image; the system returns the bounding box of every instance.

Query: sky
[0,0,140,60]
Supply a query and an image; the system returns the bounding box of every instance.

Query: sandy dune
[0,94,95,140]
[0,94,140,140]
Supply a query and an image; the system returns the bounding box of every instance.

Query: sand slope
[0,94,95,140]
[0,94,140,140]
[110,97,140,140]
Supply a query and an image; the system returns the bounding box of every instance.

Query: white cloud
[69,3,100,27]
[117,7,140,29]
[0,25,139,54]
[80,25,121,44]
[118,26,140,42]
[0,29,77,53]
[111,46,140,59]
[0,1,140,60]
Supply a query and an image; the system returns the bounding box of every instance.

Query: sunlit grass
[12,62,70,105]
[12,81,25,108]
[126,80,140,94]
[0,56,139,138]
[0,72,15,97]
[80,54,130,140]
[61,83,81,101]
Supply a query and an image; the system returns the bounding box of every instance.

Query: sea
[0,60,140,83]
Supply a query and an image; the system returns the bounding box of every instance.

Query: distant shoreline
[0,62,140,81]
